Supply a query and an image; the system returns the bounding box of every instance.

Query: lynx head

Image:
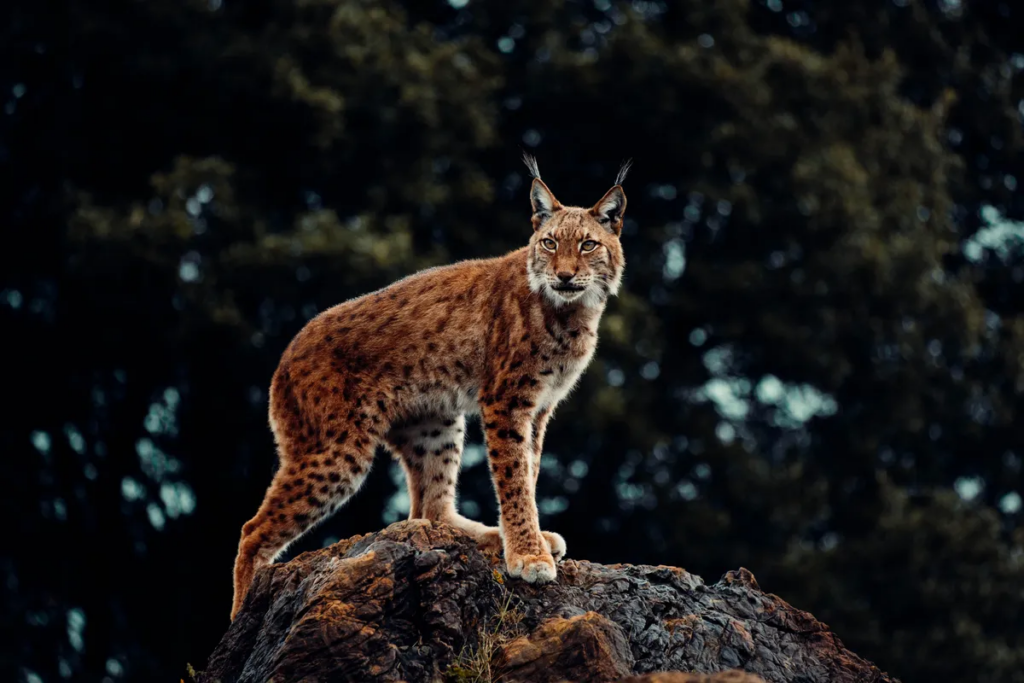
[524,155,630,308]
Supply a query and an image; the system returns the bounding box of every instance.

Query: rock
[620,673,765,683]
[494,612,633,682]
[198,520,898,683]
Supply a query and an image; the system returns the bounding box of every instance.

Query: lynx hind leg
[231,441,374,620]
[387,414,492,538]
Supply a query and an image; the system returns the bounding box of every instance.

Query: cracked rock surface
[199,521,897,683]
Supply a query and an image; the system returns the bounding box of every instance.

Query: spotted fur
[231,162,629,619]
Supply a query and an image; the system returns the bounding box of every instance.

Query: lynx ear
[530,178,562,230]
[590,186,627,235]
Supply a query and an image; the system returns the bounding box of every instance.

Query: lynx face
[526,179,626,308]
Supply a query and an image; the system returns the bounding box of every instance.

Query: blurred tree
[1,1,1022,682]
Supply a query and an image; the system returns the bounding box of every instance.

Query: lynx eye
[581,240,599,252]
[541,238,558,251]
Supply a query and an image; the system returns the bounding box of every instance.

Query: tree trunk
[198,521,897,683]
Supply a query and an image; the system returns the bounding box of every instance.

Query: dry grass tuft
[444,571,526,682]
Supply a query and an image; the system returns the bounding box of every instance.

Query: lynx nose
[556,271,575,283]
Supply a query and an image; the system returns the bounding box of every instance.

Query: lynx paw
[476,529,504,555]
[543,531,567,562]
[506,551,557,583]
[476,529,566,561]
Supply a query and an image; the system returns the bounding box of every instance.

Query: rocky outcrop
[198,521,897,683]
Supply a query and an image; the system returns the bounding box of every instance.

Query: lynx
[231,156,630,619]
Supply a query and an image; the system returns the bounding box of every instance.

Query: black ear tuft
[614,159,633,186]
[523,152,542,180]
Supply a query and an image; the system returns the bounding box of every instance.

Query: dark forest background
[3,1,1024,681]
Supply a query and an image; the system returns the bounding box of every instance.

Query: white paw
[476,528,504,555]
[543,531,567,561]
[507,553,557,583]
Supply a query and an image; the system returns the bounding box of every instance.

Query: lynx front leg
[482,402,555,583]
[529,407,552,490]
[476,405,566,561]
[529,407,566,560]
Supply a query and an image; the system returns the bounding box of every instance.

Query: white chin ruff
[544,285,605,309]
